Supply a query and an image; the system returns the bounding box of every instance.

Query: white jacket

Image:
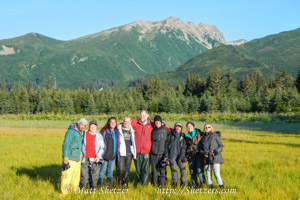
[117,124,137,159]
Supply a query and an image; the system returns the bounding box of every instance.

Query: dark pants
[80,160,101,188]
[170,158,186,183]
[150,154,166,186]
[134,153,150,185]
[116,153,132,185]
[188,158,206,187]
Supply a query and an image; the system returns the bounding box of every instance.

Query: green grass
[1,112,300,123]
[0,120,299,199]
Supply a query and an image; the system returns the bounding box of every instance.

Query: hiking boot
[98,178,104,187]
[107,178,113,188]
[152,181,158,186]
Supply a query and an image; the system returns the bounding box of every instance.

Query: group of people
[60,110,224,194]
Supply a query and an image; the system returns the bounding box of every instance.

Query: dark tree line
[0,67,300,115]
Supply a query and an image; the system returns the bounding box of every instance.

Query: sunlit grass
[0,120,299,199]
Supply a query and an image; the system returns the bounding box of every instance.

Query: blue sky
[1,0,299,42]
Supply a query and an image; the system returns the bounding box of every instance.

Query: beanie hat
[154,115,162,123]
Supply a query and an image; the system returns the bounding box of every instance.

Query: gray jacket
[201,131,223,164]
[81,131,105,163]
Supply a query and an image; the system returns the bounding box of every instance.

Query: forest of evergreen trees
[1,67,300,115]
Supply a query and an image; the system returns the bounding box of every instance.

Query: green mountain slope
[0,33,64,83]
[0,17,238,88]
[153,28,300,83]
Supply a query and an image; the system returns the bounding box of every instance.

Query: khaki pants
[61,160,81,194]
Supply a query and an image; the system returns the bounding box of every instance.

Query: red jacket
[131,119,154,154]
[131,119,173,154]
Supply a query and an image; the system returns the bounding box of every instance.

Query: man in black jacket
[150,115,170,187]
[164,122,186,187]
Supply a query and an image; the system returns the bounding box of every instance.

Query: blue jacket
[81,131,105,163]
[62,123,83,162]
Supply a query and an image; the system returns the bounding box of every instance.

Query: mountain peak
[84,17,246,48]
[115,17,227,48]
[165,16,181,22]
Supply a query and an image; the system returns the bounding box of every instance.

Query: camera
[156,159,170,170]
[88,158,103,173]
[160,159,170,168]
[88,159,95,173]
[207,151,214,165]
[61,162,70,171]
[192,149,199,156]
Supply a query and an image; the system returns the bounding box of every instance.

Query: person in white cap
[61,118,87,194]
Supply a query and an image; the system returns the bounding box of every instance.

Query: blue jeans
[205,163,223,186]
[99,159,115,178]
[188,158,205,186]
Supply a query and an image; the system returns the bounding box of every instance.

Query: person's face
[140,111,149,123]
[78,122,86,131]
[110,119,117,129]
[123,118,131,128]
[176,125,182,133]
[155,121,162,128]
[89,124,97,132]
[205,124,212,133]
[187,124,194,133]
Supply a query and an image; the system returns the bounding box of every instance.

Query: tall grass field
[0,119,299,199]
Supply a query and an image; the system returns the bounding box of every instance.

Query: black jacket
[185,128,203,159]
[200,131,224,164]
[102,129,119,161]
[151,124,169,155]
[164,131,187,162]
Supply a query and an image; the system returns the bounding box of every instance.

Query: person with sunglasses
[200,123,224,189]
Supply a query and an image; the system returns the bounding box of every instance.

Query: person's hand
[62,160,70,171]
[213,149,218,155]
[178,159,182,163]
[95,157,100,163]
[164,157,168,161]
